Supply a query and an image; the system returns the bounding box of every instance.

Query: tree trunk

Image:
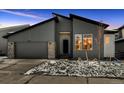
[98,41,101,64]
[85,50,88,61]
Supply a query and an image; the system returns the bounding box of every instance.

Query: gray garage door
[15,42,48,58]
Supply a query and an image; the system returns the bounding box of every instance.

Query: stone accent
[8,42,15,58]
[48,41,55,59]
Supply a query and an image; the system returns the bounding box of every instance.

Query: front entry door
[63,40,68,54]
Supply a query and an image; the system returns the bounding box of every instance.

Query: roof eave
[104,30,118,34]
[118,25,124,30]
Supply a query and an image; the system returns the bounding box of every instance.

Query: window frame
[75,34,82,51]
[105,35,110,45]
[82,34,93,51]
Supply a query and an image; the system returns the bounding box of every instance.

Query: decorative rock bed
[24,59,124,78]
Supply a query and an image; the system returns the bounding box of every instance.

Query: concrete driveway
[0,59,124,84]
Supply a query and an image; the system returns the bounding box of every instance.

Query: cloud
[0,9,46,20]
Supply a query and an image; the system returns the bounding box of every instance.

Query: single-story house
[0,24,29,56]
[3,13,116,59]
[115,25,124,59]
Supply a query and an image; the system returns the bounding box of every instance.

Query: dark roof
[52,13,70,20]
[52,13,109,28]
[118,25,124,30]
[104,30,118,34]
[70,14,109,28]
[115,38,124,43]
[3,17,57,38]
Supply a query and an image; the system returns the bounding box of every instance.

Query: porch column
[8,42,15,58]
[48,41,55,59]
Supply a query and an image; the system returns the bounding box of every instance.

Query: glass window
[83,34,93,50]
[75,34,82,50]
[105,35,110,45]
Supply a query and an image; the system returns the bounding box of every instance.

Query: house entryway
[59,32,71,58]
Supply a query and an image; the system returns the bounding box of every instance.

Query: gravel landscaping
[24,59,124,78]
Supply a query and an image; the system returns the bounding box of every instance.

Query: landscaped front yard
[25,59,124,78]
[0,58,124,84]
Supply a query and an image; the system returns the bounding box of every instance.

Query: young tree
[95,21,104,63]
[85,48,89,61]
[84,41,89,61]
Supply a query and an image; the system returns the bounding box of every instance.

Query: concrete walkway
[0,59,124,84]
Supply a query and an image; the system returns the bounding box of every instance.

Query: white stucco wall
[104,34,115,57]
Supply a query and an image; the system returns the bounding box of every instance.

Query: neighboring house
[3,13,116,59]
[115,25,124,59]
[0,24,30,56]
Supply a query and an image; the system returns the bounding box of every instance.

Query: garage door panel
[16,42,47,58]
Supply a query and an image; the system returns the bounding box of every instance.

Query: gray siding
[72,18,104,59]
[8,20,55,42]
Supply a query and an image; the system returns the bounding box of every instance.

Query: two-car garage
[4,17,56,59]
[15,42,48,58]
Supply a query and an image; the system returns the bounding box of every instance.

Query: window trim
[105,35,110,45]
[75,34,82,51]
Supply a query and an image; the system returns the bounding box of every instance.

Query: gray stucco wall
[72,18,104,59]
[8,20,55,42]
[55,16,72,57]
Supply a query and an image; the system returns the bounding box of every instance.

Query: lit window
[75,34,82,50]
[83,34,93,50]
[105,35,110,45]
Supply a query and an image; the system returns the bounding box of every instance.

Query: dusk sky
[0,9,124,30]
